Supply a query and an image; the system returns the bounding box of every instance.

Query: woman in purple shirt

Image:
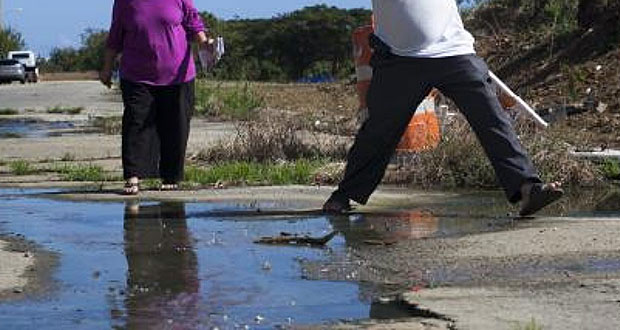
[100,0,210,194]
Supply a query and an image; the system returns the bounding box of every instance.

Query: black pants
[120,79,194,183]
[334,54,541,204]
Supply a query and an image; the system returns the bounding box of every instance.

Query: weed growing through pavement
[141,178,162,190]
[0,108,19,115]
[600,159,620,180]
[46,106,84,115]
[184,160,325,186]
[9,160,37,175]
[91,116,122,135]
[52,164,112,182]
[512,318,544,330]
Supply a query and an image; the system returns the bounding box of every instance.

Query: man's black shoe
[322,194,351,214]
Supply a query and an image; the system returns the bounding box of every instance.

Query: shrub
[392,116,602,188]
[195,81,264,120]
[198,113,349,163]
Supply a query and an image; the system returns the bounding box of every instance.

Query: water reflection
[122,201,200,329]
[328,209,513,246]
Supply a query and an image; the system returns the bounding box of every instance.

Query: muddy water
[0,188,617,328]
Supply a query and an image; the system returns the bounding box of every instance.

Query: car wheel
[20,79,26,84]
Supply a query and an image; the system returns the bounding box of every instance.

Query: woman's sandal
[519,182,564,216]
[123,178,140,196]
[160,182,179,191]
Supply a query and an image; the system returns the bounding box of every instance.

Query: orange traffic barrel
[352,25,374,111]
[396,91,441,152]
[352,25,441,152]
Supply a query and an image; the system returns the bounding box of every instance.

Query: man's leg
[326,57,432,210]
[435,55,560,208]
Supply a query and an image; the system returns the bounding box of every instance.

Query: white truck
[7,50,39,83]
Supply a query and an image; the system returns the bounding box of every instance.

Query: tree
[43,29,108,72]
[0,27,24,58]
[78,29,108,70]
[46,47,82,72]
[202,6,372,81]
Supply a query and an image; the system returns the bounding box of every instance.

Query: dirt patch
[40,71,99,82]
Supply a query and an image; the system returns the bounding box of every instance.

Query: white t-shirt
[372,0,475,58]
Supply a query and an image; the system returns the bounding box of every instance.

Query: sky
[2,0,370,57]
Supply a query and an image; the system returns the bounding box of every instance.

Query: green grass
[513,318,544,330]
[52,164,109,181]
[9,160,37,175]
[195,81,264,120]
[46,106,84,115]
[601,159,620,180]
[141,178,162,190]
[0,108,19,115]
[184,160,324,186]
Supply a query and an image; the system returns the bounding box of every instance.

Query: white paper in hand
[199,37,225,72]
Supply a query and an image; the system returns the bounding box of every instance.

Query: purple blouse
[106,0,205,86]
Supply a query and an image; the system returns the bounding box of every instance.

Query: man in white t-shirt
[323,0,563,216]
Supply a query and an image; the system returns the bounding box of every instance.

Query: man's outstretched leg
[436,55,563,216]
[323,56,432,214]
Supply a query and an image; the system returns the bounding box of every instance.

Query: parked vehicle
[7,51,39,83]
[0,59,26,84]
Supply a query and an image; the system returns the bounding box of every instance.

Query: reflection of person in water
[123,202,200,328]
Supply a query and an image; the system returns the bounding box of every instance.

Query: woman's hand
[99,69,113,88]
[100,48,118,88]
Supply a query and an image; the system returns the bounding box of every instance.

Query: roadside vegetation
[46,106,84,115]
[0,132,22,139]
[0,108,19,115]
[51,164,111,182]
[0,28,25,58]
[195,81,264,120]
[90,116,122,135]
[512,318,544,330]
[185,160,323,187]
[8,160,37,176]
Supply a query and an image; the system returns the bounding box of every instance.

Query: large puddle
[0,188,618,328]
[0,119,76,138]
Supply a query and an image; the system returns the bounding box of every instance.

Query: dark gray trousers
[334,54,540,204]
[121,79,194,183]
